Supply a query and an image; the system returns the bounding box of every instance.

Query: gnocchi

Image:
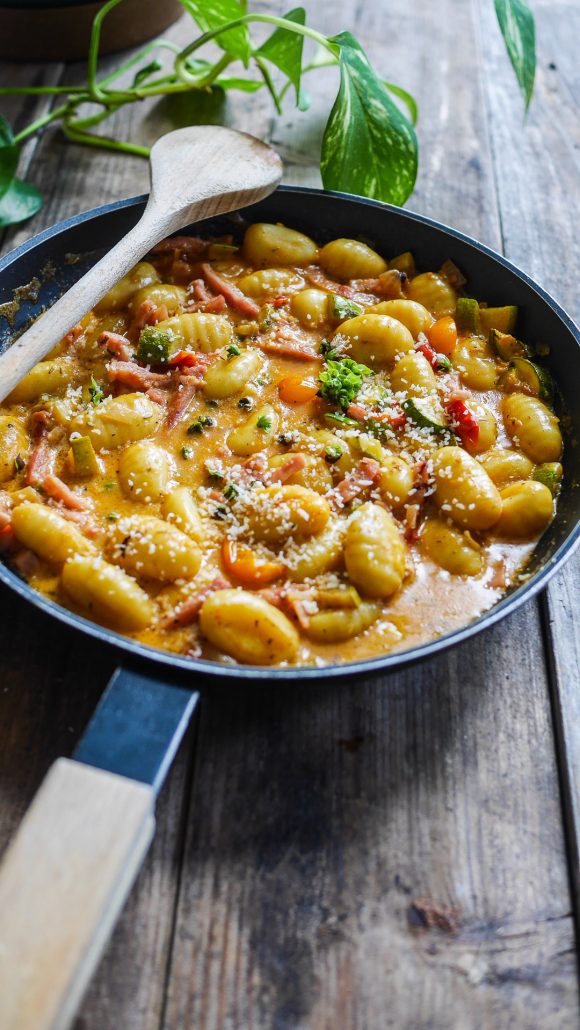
[0,222,564,667]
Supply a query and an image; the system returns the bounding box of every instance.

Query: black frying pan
[0,188,578,1029]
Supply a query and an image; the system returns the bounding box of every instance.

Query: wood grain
[477,0,580,926]
[0,2,577,1028]
[0,759,155,1030]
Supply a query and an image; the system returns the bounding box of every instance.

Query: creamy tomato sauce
[0,223,563,667]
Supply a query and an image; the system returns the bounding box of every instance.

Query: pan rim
[0,186,579,683]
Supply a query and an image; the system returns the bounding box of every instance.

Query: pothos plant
[0,0,536,228]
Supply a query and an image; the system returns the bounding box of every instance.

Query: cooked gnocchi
[0,223,564,666]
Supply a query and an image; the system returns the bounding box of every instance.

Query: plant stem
[13,103,73,143]
[62,124,150,157]
[174,14,335,85]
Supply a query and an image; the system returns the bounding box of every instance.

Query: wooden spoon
[0,126,283,403]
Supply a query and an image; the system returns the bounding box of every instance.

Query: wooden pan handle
[0,758,155,1030]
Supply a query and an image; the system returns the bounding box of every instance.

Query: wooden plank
[163,2,578,1027]
[476,0,580,916]
[0,27,201,1030]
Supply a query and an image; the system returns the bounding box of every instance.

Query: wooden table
[1,2,579,1026]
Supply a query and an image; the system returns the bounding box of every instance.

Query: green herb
[0,0,536,228]
[137,325,176,364]
[278,431,298,446]
[211,505,228,521]
[436,354,453,372]
[187,415,216,434]
[227,342,241,357]
[206,466,225,480]
[88,376,104,404]
[181,445,194,459]
[329,294,363,324]
[319,357,372,410]
[103,480,116,490]
[205,398,219,408]
[224,482,239,500]
[324,412,360,429]
[256,414,272,431]
[13,454,25,474]
[320,337,344,360]
[106,511,120,521]
[324,444,343,463]
[258,303,275,331]
[238,396,253,409]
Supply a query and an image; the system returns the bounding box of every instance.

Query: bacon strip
[150,235,207,256]
[255,338,321,362]
[106,360,173,391]
[98,330,133,361]
[354,269,406,298]
[200,262,260,318]
[168,576,230,628]
[129,300,168,336]
[267,453,307,484]
[164,379,199,430]
[42,474,90,511]
[26,427,53,487]
[336,458,381,505]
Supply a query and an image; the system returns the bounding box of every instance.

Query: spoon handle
[0,196,175,403]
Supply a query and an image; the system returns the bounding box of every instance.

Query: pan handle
[0,664,199,1030]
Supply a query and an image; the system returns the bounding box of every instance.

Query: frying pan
[0,187,579,1030]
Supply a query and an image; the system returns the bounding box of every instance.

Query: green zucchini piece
[455,297,480,333]
[136,326,177,364]
[388,251,416,277]
[500,357,553,402]
[479,305,518,334]
[402,397,450,432]
[533,461,563,496]
[329,293,363,324]
[324,412,360,429]
[489,328,531,360]
[71,435,99,477]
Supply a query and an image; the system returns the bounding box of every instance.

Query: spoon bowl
[0,125,283,402]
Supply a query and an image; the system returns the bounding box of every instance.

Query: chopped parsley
[103,481,116,491]
[256,414,272,431]
[206,467,224,481]
[238,396,253,409]
[88,376,104,405]
[106,511,120,521]
[187,416,216,435]
[227,342,241,358]
[136,326,176,365]
[436,354,453,372]
[318,358,373,410]
[211,505,228,521]
[181,445,194,459]
[13,454,25,474]
[224,482,239,501]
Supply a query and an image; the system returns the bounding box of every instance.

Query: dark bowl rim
[0,185,578,684]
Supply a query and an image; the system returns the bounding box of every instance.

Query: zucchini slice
[455,297,480,333]
[499,357,553,402]
[329,294,363,324]
[479,305,518,334]
[402,396,450,432]
[489,328,531,361]
[71,435,99,477]
[533,461,563,496]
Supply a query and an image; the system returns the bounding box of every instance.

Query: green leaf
[494,0,536,109]
[320,33,418,207]
[256,7,306,106]
[0,115,20,201]
[384,81,418,127]
[0,178,43,227]
[131,58,163,88]
[179,0,251,65]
